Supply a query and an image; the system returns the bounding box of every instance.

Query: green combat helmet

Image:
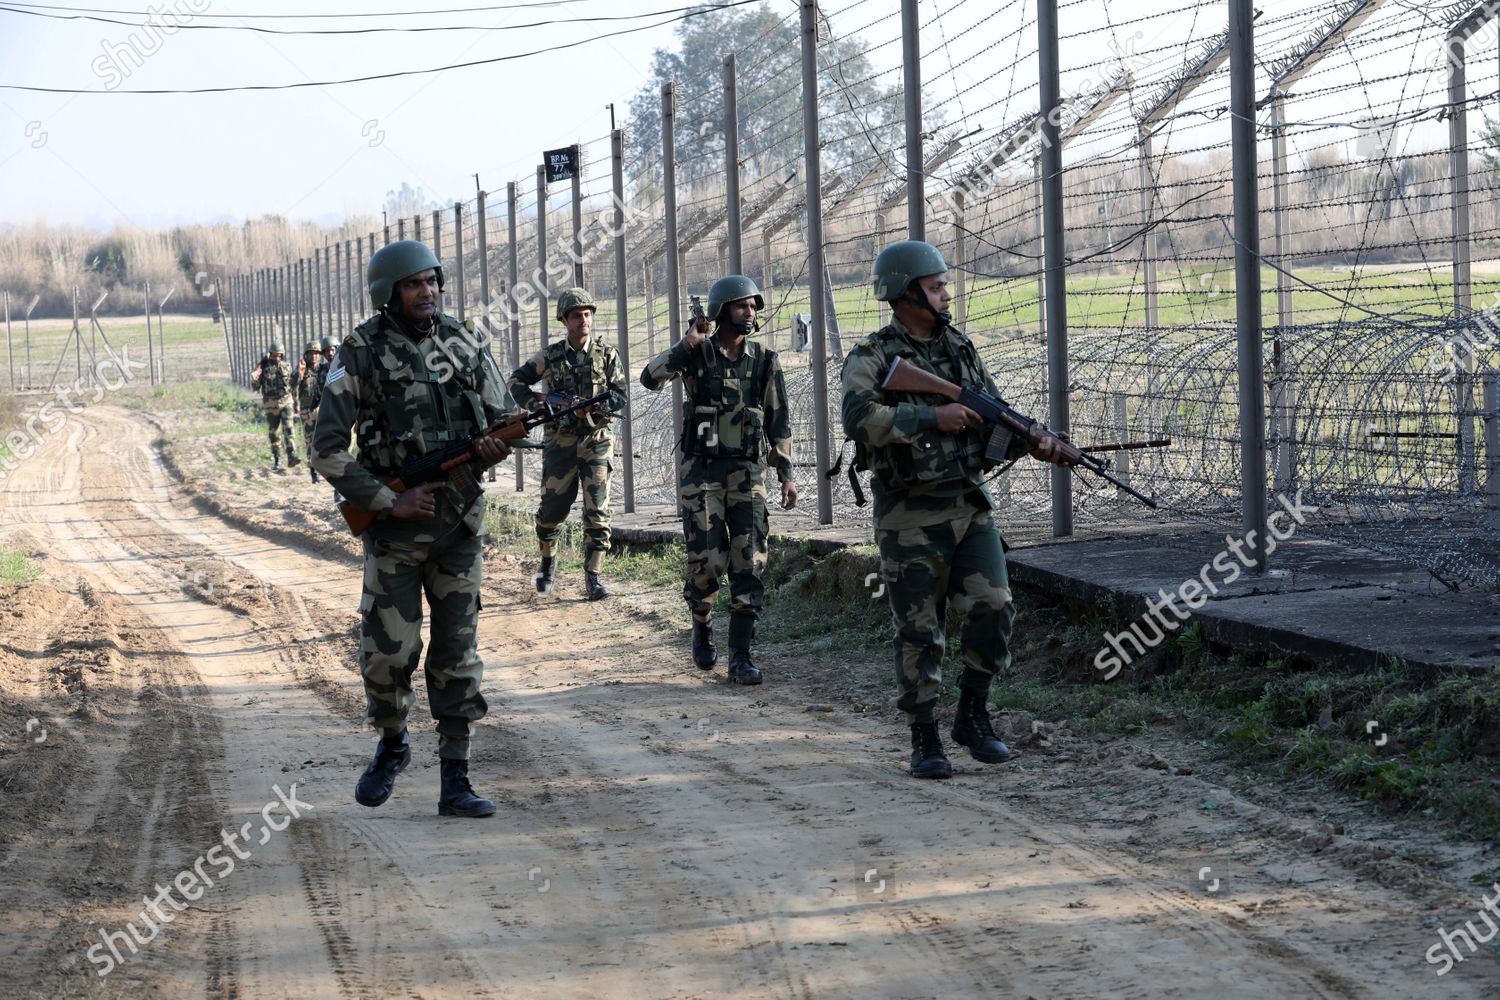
[267,341,285,355]
[555,287,597,321]
[366,239,443,311]
[706,274,764,326]
[303,341,318,355]
[871,240,948,301]
[319,336,335,351]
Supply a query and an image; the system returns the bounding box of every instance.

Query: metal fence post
[953,189,966,328]
[724,54,743,273]
[453,202,466,323]
[1231,0,1268,571]
[476,188,491,334]
[3,290,11,390]
[801,0,833,524]
[571,147,584,288]
[508,181,524,493]
[537,165,550,352]
[902,0,924,239]
[663,81,684,455]
[612,128,635,513]
[1038,0,1072,536]
[1485,371,1499,512]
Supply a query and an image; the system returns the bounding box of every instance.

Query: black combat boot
[951,689,1013,763]
[271,450,283,471]
[909,722,953,779]
[534,556,555,597]
[692,620,717,669]
[354,730,411,807]
[438,758,496,818]
[584,571,610,601]
[287,452,301,468]
[727,649,763,686]
[309,467,319,484]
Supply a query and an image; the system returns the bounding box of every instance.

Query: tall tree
[627,3,906,191]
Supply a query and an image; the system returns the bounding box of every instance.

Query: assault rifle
[338,390,611,536]
[882,358,1159,509]
[687,295,715,369]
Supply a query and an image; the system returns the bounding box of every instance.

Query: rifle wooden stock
[881,357,1158,509]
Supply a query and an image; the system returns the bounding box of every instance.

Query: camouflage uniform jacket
[251,359,293,407]
[311,352,337,410]
[508,335,627,444]
[840,317,1027,524]
[294,359,322,413]
[639,334,794,482]
[310,311,518,539]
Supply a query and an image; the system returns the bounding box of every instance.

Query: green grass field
[2,262,1488,394]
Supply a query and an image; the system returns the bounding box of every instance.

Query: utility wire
[0,0,757,93]
[0,0,611,17]
[0,1,729,35]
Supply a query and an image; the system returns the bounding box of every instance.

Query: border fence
[221,0,1500,589]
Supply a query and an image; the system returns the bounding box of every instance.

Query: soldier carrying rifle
[840,241,1078,780]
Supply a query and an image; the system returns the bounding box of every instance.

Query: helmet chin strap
[902,287,952,330]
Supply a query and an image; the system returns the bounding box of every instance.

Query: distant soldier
[311,239,519,818]
[640,275,797,685]
[250,339,299,471]
[294,341,322,482]
[840,241,1075,779]
[508,288,627,601]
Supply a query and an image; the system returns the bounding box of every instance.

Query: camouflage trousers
[679,457,769,651]
[876,494,1014,725]
[300,408,318,460]
[359,524,487,760]
[263,399,297,459]
[536,432,612,573]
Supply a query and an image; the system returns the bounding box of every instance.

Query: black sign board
[544,145,580,183]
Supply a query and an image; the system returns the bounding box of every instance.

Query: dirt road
[0,406,1487,998]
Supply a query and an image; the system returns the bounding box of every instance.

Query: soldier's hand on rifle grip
[392,481,443,519]
[473,435,512,467]
[935,402,983,435]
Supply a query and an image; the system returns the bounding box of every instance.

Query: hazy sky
[0,0,702,229]
[0,0,1479,232]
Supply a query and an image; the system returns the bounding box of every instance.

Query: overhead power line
[0,1,720,35]
[0,0,757,94]
[0,0,612,17]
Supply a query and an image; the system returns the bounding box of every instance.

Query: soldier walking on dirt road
[840,241,1076,779]
[640,275,797,686]
[311,239,519,818]
[250,338,300,472]
[508,288,627,602]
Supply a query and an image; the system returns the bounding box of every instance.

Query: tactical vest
[341,314,490,479]
[543,336,612,434]
[259,361,291,403]
[296,362,321,410]
[681,337,772,461]
[858,325,988,491]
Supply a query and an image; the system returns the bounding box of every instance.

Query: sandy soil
[0,405,1492,998]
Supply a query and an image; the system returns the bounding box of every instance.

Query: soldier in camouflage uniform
[311,239,519,818]
[293,341,323,483]
[250,339,300,471]
[508,288,626,601]
[640,275,797,685]
[840,241,1075,779]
